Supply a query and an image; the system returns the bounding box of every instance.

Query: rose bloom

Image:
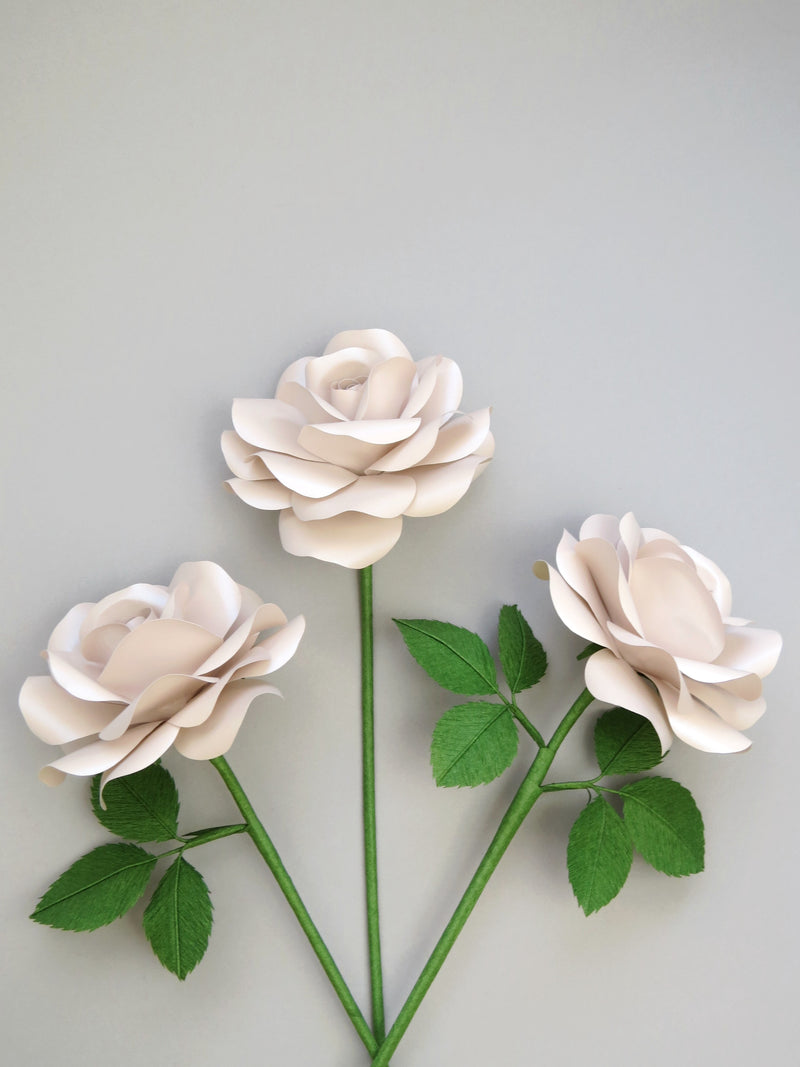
[535,513,781,753]
[20,562,305,788]
[222,329,494,568]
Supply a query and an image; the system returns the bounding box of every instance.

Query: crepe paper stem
[509,699,546,747]
[541,778,602,793]
[177,824,248,846]
[210,756,378,1056]
[370,687,595,1067]
[359,564,386,1043]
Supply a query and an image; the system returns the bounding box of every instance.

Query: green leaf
[567,797,632,915]
[143,856,213,980]
[91,763,180,843]
[621,777,704,876]
[577,642,603,661]
[31,843,157,931]
[431,702,518,786]
[394,619,498,695]
[594,708,663,776]
[497,604,547,693]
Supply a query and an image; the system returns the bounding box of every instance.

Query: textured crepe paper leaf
[31,843,157,931]
[143,856,213,980]
[394,619,498,695]
[567,797,633,915]
[497,605,547,693]
[431,702,519,787]
[621,777,704,876]
[91,763,180,843]
[594,708,663,777]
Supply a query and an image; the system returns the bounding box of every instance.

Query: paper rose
[221,329,494,568]
[534,513,781,753]
[19,561,305,788]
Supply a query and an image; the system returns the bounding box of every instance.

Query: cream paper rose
[222,329,494,568]
[19,561,305,788]
[534,513,781,753]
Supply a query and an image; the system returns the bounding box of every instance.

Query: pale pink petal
[232,585,274,631]
[716,626,782,678]
[604,622,682,686]
[80,624,129,664]
[323,329,413,362]
[20,676,121,745]
[474,431,495,460]
[292,473,416,520]
[657,680,751,753]
[257,451,357,498]
[555,531,617,634]
[42,723,159,780]
[98,620,221,700]
[672,655,760,693]
[578,514,620,542]
[221,430,268,480]
[79,584,169,638]
[232,614,305,677]
[279,510,403,568]
[575,538,640,633]
[415,357,463,420]
[404,456,482,517]
[168,678,227,728]
[100,723,181,791]
[304,348,382,399]
[584,649,673,751]
[47,651,122,702]
[366,418,440,472]
[686,679,766,731]
[628,557,725,661]
[640,525,681,546]
[48,603,93,653]
[231,398,308,452]
[356,358,417,420]
[329,382,365,419]
[276,379,346,422]
[226,478,292,510]
[636,539,696,567]
[276,355,312,389]
[617,512,643,577]
[401,361,439,418]
[416,408,492,466]
[197,601,288,676]
[102,674,207,739]
[297,424,391,473]
[168,562,242,636]
[533,563,610,647]
[682,546,733,618]
[305,417,421,445]
[174,681,282,760]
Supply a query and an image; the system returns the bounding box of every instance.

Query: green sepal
[497,604,547,693]
[431,702,519,787]
[577,642,603,661]
[143,855,213,980]
[31,843,157,931]
[394,618,498,695]
[621,777,704,876]
[91,762,180,843]
[567,796,632,915]
[594,708,663,776]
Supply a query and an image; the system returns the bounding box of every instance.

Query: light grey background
[2,2,798,1064]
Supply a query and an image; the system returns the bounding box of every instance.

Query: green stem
[359,565,386,1043]
[370,688,595,1066]
[509,698,546,748]
[179,823,248,846]
[210,756,377,1056]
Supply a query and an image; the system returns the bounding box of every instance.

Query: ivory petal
[291,474,416,520]
[20,676,120,745]
[279,511,403,568]
[404,456,482,517]
[226,478,292,510]
[584,649,673,751]
[175,681,282,760]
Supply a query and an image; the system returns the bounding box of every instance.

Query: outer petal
[716,626,782,678]
[366,418,440,473]
[404,456,483,517]
[40,722,160,783]
[99,722,181,791]
[686,679,767,731]
[279,510,403,568]
[578,514,621,542]
[231,398,309,453]
[584,649,673,751]
[291,474,416,520]
[575,537,640,633]
[20,676,121,745]
[231,614,305,677]
[298,424,388,473]
[324,329,413,362]
[47,651,122,702]
[657,679,751,753]
[416,408,492,466]
[415,356,463,420]
[175,680,282,760]
[100,673,206,740]
[226,478,292,510]
[197,602,288,676]
[533,563,610,647]
[257,451,357,498]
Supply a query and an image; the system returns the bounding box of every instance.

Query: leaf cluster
[566,708,704,915]
[395,605,547,788]
[31,764,214,980]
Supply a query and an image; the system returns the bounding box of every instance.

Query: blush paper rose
[535,512,782,753]
[19,561,305,788]
[222,329,494,568]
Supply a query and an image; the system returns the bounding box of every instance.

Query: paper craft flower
[534,513,781,753]
[19,561,305,788]
[222,328,494,567]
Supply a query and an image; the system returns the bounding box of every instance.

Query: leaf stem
[210,756,377,1056]
[369,687,595,1066]
[359,564,386,1043]
[508,698,546,747]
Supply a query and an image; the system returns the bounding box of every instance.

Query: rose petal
[80,584,169,638]
[605,622,682,687]
[584,649,673,751]
[404,456,482,517]
[221,430,268,480]
[48,603,93,653]
[304,417,421,445]
[80,624,129,664]
[682,546,733,618]
[686,679,766,731]
[554,531,617,635]
[279,510,403,568]
[42,722,160,780]
[231,398,312,456]
[291,474,417,520]
[578,514,621,542]
[175,681,282,760]
[628,556,725,661]
[415,356,463,420]
[232,614,305,677]
[657,680,751,753]
[101,673,207,740]
[100,723,181,791]
[416,408,492,466]
[20,676,121,745]
[297,424,391,473]
[355,358,417,420]
[366,418,440,472]
[226,478,293,510]
[47,651,122,702]
[167,561,242,637]
[575,537,641,633]
[323,329,413,362]
[401,360,439,418]
[97,619,221,700]
[276,379,346,423]
[197,601,289,676]
[716,626,782,678]
[257,451,358,498]
[534,563,610,647]
[304,348,383,400]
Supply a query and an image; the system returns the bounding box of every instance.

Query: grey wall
[2,2,798,1065]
